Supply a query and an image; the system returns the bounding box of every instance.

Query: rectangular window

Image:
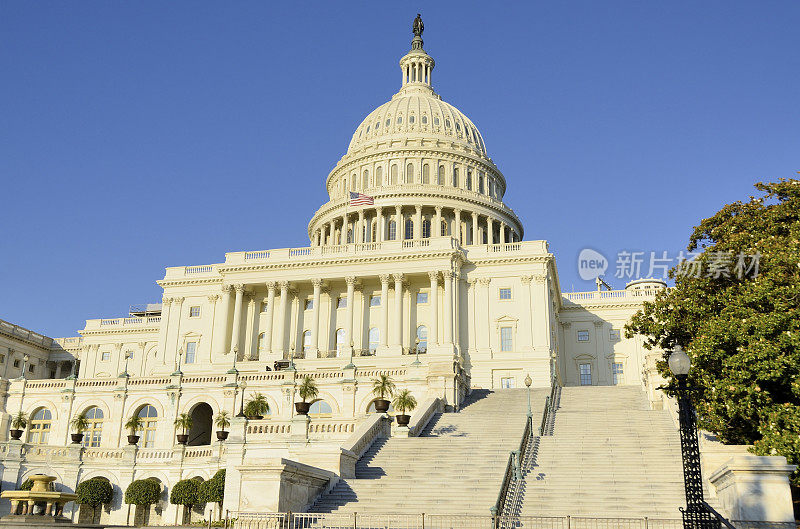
[613,362,624,385]
[185,341,197,364]
[305,299,314,310]
[0,354,5,363]
[49,370,57,379]
[101,352,111,362]
[370,295,381,307]
[579,363,592,386]
[28,364,35,373]
[577,330,590,342]
[499,288,512,300]
[189,306,201,318]
[337,297,347,309]
[500,377,514,389]
[417,292,428,304]
[261,302,269,312]
[13,359,20,368]
[610,329,620,341]
[500,327,513,352]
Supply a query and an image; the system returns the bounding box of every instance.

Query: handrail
[492,414,532,519]
[701,501,737,529]
[539,375,560,436]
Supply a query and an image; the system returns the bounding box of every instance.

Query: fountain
[1,475,77,524]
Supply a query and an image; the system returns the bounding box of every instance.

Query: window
[101,352,110,362]
[83,407,104,448]
[478,175,485,194]
[303,331,312,352]
[258,333,268,353]
[610,329,620,341]
[390,165,398,185]
[370,295,381,307]
[375,166,382,187]
[28,364,35,373]
[261,301,269,312]
[453,167,459,187]
[305,299,314,310]
[612,363,624,385]
[416,325,428,352]
[434,116,439,126]
[388,220,397,240]
[337,297,347,309]
[501,377,515,389]
[336,329,345,356]
[346,228,353,244]
[362,170,369,190]
[185,341,197,364]
[577,330,590,342]
[422,219,431,238]
[579,364,592,386]
[421,115,427,124]
[137,405,158,447]
[445,119,451,128]
[375,121,380,129]
[456,122,461,132]
[441,220,448,236]
[438,165,445,185]
[404,219,413,240]
[386,118,391,127]
[368,328,379,352]
[28,408,52,445]
[417,292,428,304]
[500,327,513,352]
[422,164,429,184]
[13,359,19,368]
[309,400,333,418]
[466,170,473,190]
[0,354,4,364]
[406,163,414,184]
[189,306,201,318]
[499,288,512,300]
[409,115,415,124]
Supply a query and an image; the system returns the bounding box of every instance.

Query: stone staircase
[517,385,718,518]
[311,388,548,514]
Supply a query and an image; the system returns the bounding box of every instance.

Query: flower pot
[176,434,188,445]
[396,414,411,426]
[245,415,263,421]
[295,402,310,415]
[374,399,391,413]
[216,430,229,441]
[9,429,22,440]
[127,434,140,445]
[71,433,84,444]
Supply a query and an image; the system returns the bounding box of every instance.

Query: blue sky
[1,2,798,338]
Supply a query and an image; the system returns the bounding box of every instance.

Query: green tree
[198,470,225,520]
[626,179,800,485]
[124,479,161,506]
[76,478,113,522]
[19,479,33,491]
[170,478,201,523]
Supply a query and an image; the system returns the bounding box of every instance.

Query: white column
[415,205,422,239]
[229,284,244,355]
[487,217,495,245]
[472,213,478,245]
[380,274,390,349]
[265,282,276,354]
[443,271,453,346]
[393,274,404,348]
[358,210,365,243]
[244,294,256,360]
[345,276,356,352]
[277,281,289,356]
[158,297,172,365]
[435,206,442,236]
[376,207,383,243]
[327,223,334,246]
[395,206,402,240]
[454,208,462,243]
[428,271,439,348]
[311,278,322,354]
[341,213,347,244]
[212,287,231,357]
[500,221,506,244]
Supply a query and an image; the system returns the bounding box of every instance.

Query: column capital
[265,281,276,291]
[233,284,245,293]
[376,206,383,214]
[207,294,220,303]
[392,273,405,283]
[311,278,323,289]
[138,342,147,349]
[345,276,357,287]
[427,271,439,282]
[453,207,462,215]
[533,274,547,284]
[478,277,491,286]
[379,274,391,284]
[435,205,443,213]
[161,296,172,305]
[221,284,232,293]
[442,270,454,280]
[593,320,604,328]
[279,281,290,290]
[520,275,533,285]
[358,209,365,218]
[173,296,185,305]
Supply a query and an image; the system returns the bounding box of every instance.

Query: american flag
[349,191,374,206]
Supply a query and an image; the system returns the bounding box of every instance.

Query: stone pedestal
[236,459,333,513]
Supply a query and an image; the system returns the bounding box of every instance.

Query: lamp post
[236,380,247,418]
[172,348,184,376]
[343,340,355,370]
[286,342,297,372]
[668,346,720,529]
[411,337,422,366]
[119,351,131,378]
[524,374,532,419]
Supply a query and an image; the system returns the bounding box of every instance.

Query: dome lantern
[399,14,435,94]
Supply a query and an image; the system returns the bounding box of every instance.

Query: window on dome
[409,115,415,124]
[397,116,402,124]
[386,118,391,127]
[390,165,398,185]
[422,219,431,238]
[438,165,444,185]
[406,163,414,184]
[366,125,370,133]
[388,220,397,240]
[456,123,461,132]
[422,164,429,184]
[479,175,485,194]
[375,121,380,129]
[362,170,369,190]
[422,115,427,124]
[445,119,451,128]
[404,219,413,240]
[453,168,459,188]
[375,166,383,186]
[434,116,439,126]
[466,170,473,190]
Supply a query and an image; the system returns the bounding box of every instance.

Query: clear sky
[1,1,798,338]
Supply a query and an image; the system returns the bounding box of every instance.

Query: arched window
[137,405,158,448]
[309,400,332,418]
[478,175,485,194]
[438,166,445,185]
[404,219,413,240]
[368,328,380,352]
[453,167,459,188]
[388,220,397,241]
[441,220,449,236]
[422,115,428,125]
[422,164,429,184]
[362,170,369,190]
[422,219,431,238]
[466,170,473,191]
[336,329,345,356]
[371,221,377,242]
[83,407,104,448]
[405,163,414,184]
[347,228,353,244]
[303,331,312,352]
[416,325,428,352]
[258,332,267,353]
[375,166,383,187]
[390,165,398,185]
[350,176,356,191]
[28,408,52,445]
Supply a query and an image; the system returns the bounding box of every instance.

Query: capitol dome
[308,17,523,248]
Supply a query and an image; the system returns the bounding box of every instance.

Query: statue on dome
[413,14,424,37]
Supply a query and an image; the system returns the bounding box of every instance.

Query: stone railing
[53,336,83,348]
[342,413,390,459]
[0,319,53,348]
[24,380,67,390]
[407,397,440,437]
[83,317,161,331]
[82,448,125,460]
[563,288,662,303]
[245,418,357,440]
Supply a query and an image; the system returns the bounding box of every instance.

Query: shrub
[243,393,269,418]
[124,479,160,506]
[170,479,200,507]
[198,469,225,507]
[76,478,113,520]
[19,479,33,491]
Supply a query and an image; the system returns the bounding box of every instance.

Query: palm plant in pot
[295,376,318,415]
[370,374,396,413]
[174,413,193,444]
[215,410,231,441]
[392,389,417,426]
[70,412,89,444]
[10,411,27,440]
[243,393,270,420]
[124,415,143,445]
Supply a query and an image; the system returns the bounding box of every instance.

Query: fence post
[224,509,229,529]
[353,511,357,529]
[644,516,649,529]
[208,514,212,529]
[421,512,425,529]
[566,515,570,529]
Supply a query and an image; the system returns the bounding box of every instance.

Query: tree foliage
[76,478,113,507]
[198,470,225,507]
[124,479,161,506]
[170,479,200,507]
[19,479,33,491]
[626,179,800,485]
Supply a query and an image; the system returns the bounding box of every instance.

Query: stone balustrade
[0,319,53,348]
[563,288,662,304]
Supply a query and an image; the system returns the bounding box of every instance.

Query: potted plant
[174,412,193,444]
[295,376,318,415]
[371,374,396,413]
[124,415,143,445]
[9,411,27,440]
[214,410,230,441]
[70,412,89,444]
[392,389,417,426]
[243,393,269,420]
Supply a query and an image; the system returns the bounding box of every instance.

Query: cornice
[79,326,160,337]
[559,300,647,311]
[157,278,223,288]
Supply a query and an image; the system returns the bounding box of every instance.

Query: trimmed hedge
[76,478,113,507]
[198,470,224,506]
[170,479,200,507]
[124,479,161,506]
[19,479,33,491]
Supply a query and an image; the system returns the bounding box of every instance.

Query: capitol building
[0,17,794,527]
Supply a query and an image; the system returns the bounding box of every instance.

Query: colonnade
[312,205,519,247]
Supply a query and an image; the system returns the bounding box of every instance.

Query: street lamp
[119,351,131,378]
[524,374,532,419]
[343,340,355,370]
[236,380,248,418]
[411,337,422,366]
[668,346,720,529]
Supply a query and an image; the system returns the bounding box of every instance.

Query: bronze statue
[413,14,424,37]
